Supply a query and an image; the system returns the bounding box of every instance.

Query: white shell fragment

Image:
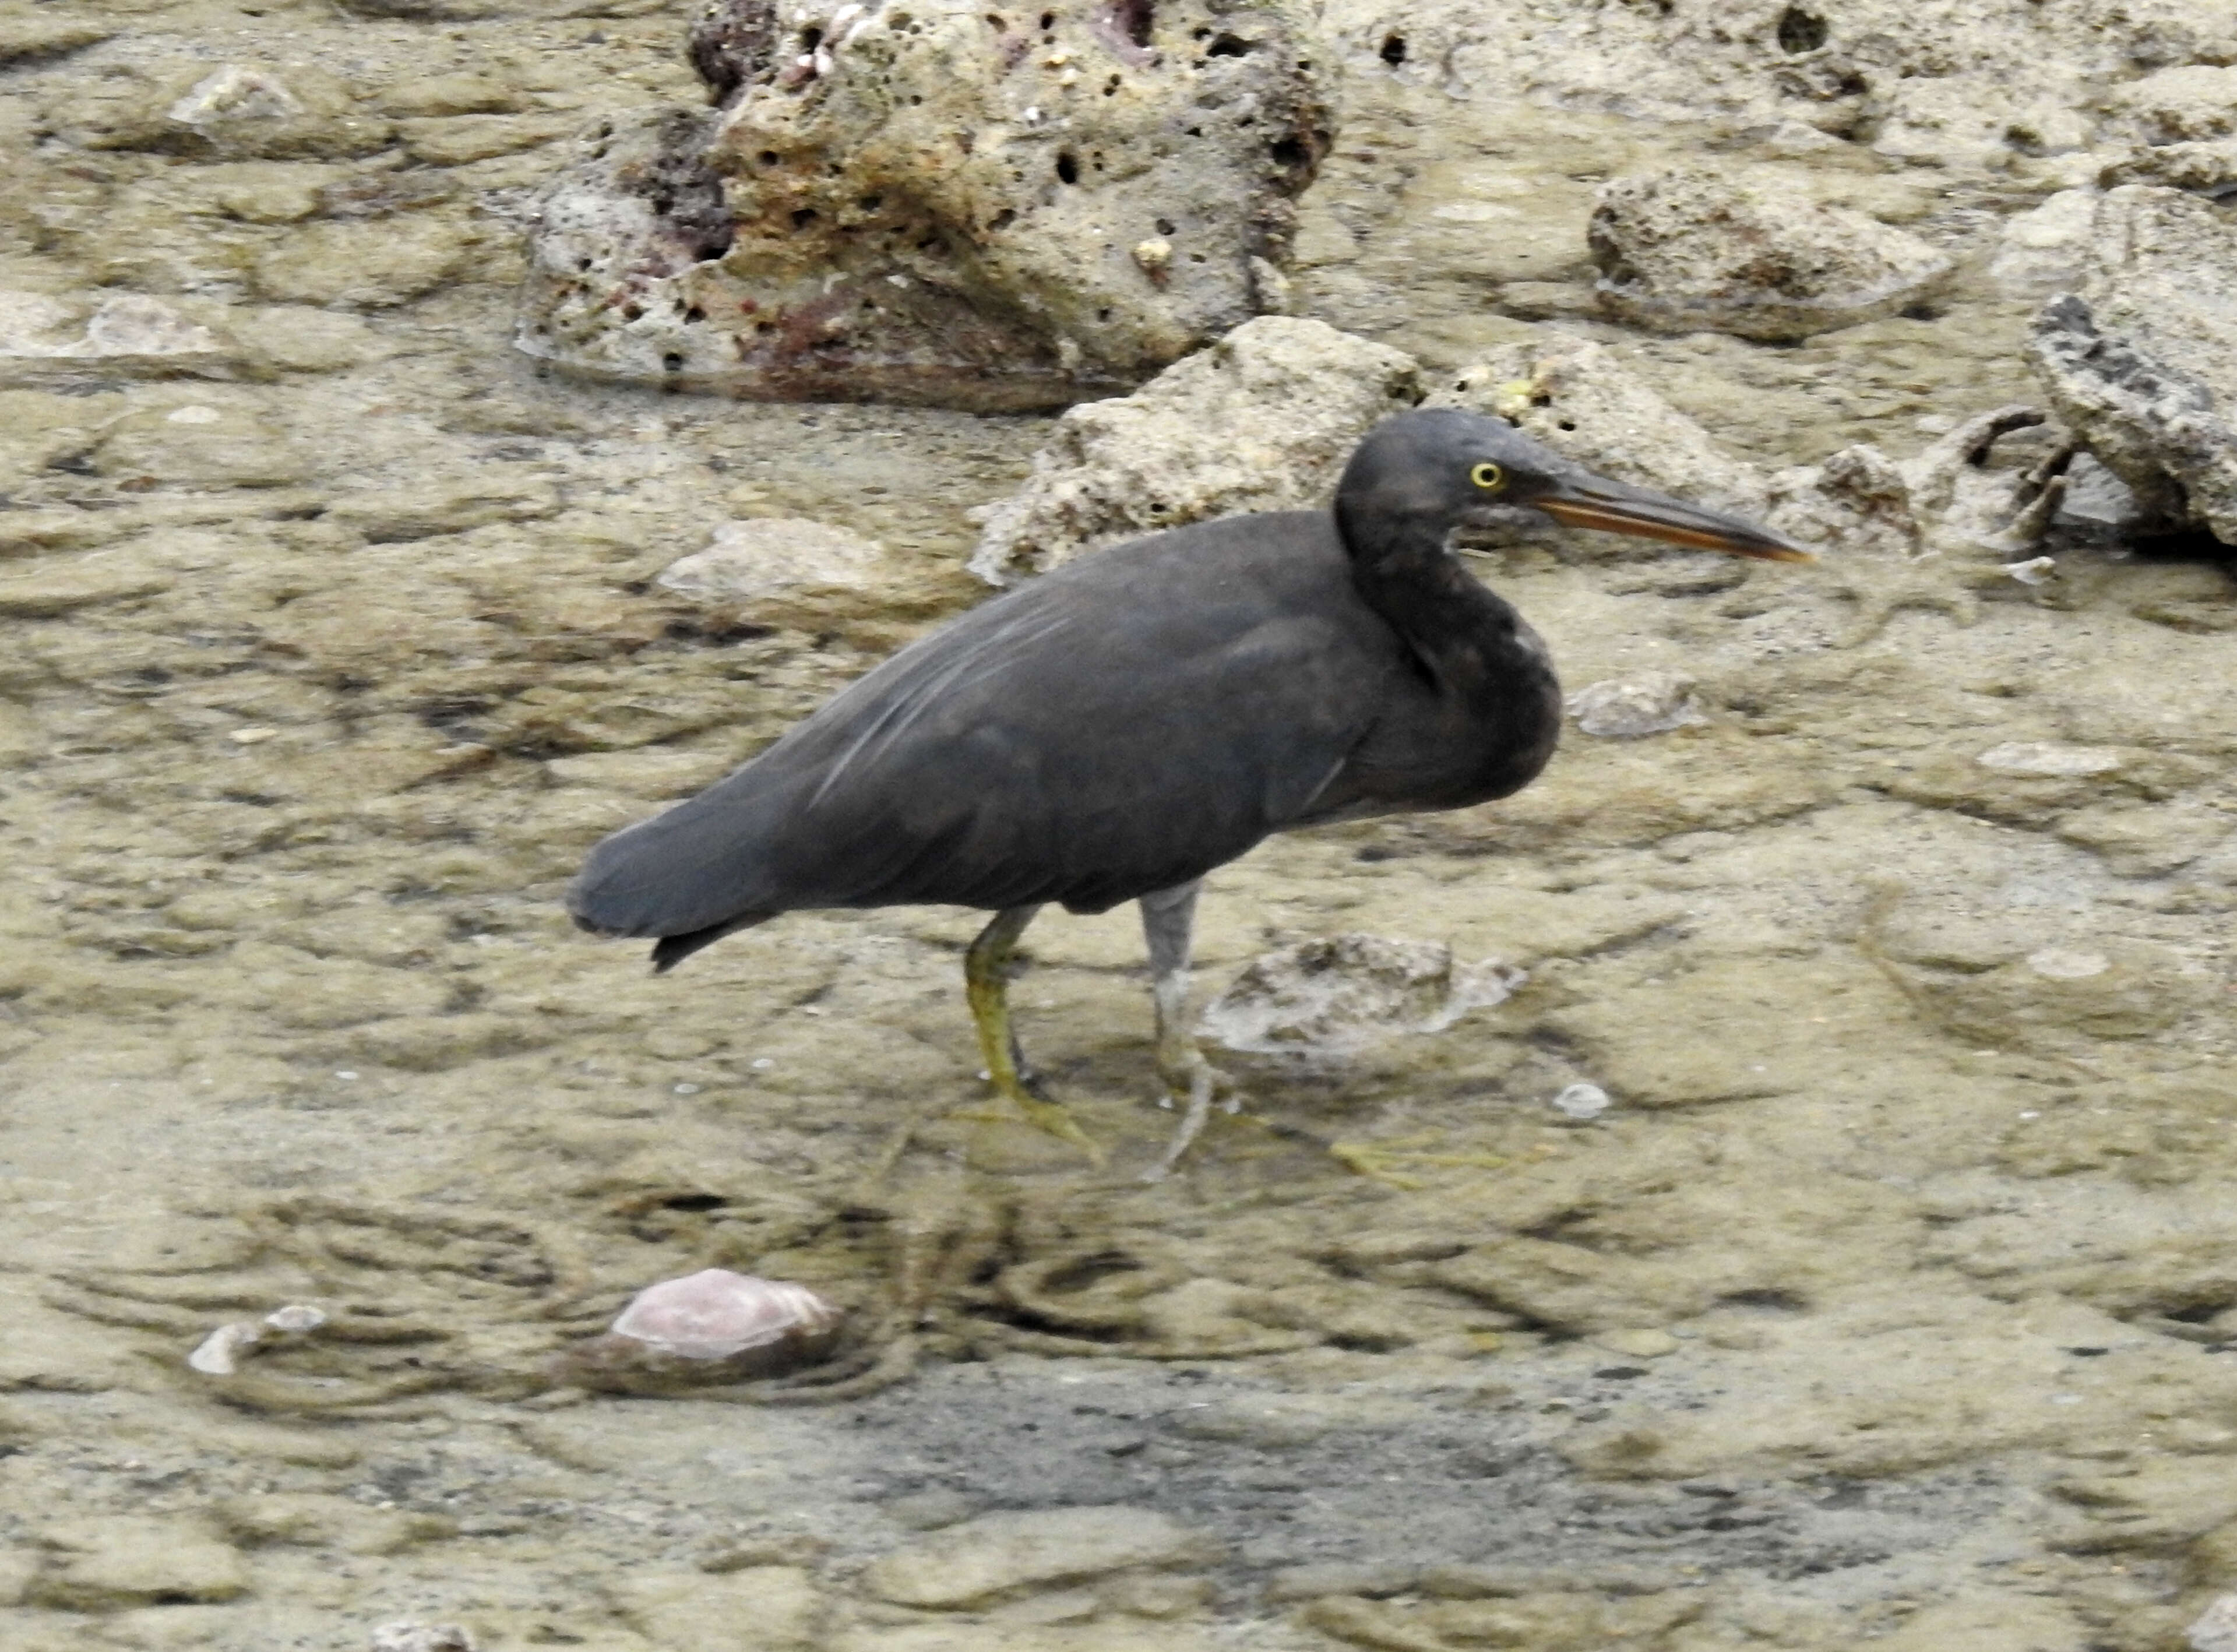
[611,1269,841,1360]
[2005,555,2056,586]
[1199,935,1523,1059]
[552,1269,847,1394]
[1551,1083,1612,1120]
[1566,671,1707,738]
[186,1304,330,1375]
[188,1322,260,1376]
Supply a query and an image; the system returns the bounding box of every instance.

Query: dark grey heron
[570,408,1812,1174]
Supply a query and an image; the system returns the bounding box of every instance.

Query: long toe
[1143,1052,1241,1182]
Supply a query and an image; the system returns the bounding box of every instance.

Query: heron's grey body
[569,408,1809,1172]
[571,506,1561,957]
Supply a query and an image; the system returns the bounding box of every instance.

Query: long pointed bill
[1533,475,1816,562]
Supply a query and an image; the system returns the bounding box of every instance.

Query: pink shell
[610,1269,841,1361]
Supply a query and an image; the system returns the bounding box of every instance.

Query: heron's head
[1335,407,1815,563]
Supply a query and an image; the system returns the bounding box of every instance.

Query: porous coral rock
[1587,167,1953,342]
[967,315,1418,582]
[2028,185,2237,544]
[517,0,1331,409]
[1197,934,1521,1059]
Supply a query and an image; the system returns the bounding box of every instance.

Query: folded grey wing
[569,570,1385,939]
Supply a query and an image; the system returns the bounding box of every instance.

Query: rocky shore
[0,0,2234,1649]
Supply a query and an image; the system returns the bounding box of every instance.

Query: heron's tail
[566,775,797,965]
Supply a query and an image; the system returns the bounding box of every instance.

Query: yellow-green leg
[961,904,1101,1160]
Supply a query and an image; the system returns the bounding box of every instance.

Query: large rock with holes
[516,0,1332,410]
[1587,167,1951,342]
[2027,185,2237,545]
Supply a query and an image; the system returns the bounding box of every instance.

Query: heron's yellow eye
[1470,462,1506,492]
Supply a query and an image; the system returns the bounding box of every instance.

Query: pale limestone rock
[2105,64,2237,145]
[967,316,1419,582]
[1986,188,2098,294]
[1588,167,1951,341]
[611,1567,824,1651]
[29,1517,249,1609]
[2028,186,2237,543]
[862,1506,1217,1608]
[2102,138,2237,193]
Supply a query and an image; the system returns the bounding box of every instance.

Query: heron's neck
[1336,505,1555,705]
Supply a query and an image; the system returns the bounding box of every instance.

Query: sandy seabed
[0,2,2234,1649]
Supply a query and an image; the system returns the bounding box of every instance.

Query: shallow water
[2,3,2235,1649]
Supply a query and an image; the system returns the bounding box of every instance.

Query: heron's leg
[1137,880,1239,1180]
[961,904,1098,1157]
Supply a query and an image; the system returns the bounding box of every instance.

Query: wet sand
[1,3,2235,1649]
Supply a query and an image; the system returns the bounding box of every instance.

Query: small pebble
[188,1322,261,1376]
[1551,1083,1610,1120]
[1566,672,1704,738]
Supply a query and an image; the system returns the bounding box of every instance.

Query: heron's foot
[1327,1133,1509,1192]
[1141,1048,1243,1182]
[953,1073,1104,1164]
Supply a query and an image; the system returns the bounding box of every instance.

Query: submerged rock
[2027,185,2237,544]
[0,291,230,385]
[1199,934,1521,1059]
[657,518,886,607]
[551,1269,845,1393]
[29,1517,250,1609]
[861,1505,1218,1608]
[517,0,1333,410]
[1587,167,1951,342]
[1567,672,1705,738]
[968,315,1419,582]
[64,62,394,160]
